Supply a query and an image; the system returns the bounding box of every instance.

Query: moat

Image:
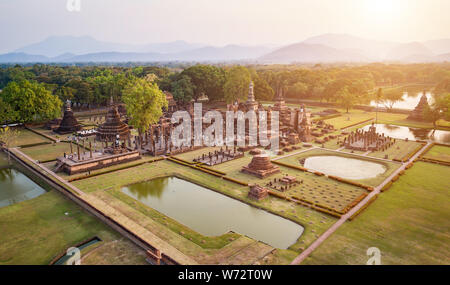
[360,124,450,144]
[122,176,304,249]
[0,167,47,208]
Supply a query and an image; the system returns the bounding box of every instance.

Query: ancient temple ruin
[407,91,430,121]
[343,123,394,151]
[96,97,131,154]
[241,152,280,178]
[193,146,244,166]
[248,184,269,200]
[55,100,82,134]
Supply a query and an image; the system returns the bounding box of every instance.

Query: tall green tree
[423,93,450,129]
[171,75,194,103]
[181,65,225,101]
[223,66,251,103]
[337,87,356,113]
[0,127,20,164]
[122,78,168,136]
[0,98,17,124]
[0,80,62,123]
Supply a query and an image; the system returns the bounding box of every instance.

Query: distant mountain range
[1,34,450,64]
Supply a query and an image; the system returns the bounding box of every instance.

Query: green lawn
[368,139,423,161]
[303,161,450,265]
[10,128,51,147]
[21,142,88,162]
[422,144,450,163]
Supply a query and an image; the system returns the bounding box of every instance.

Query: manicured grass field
[10,128,51,147]
[72,159,336,264]
[302,161,450,265]
[275,148,401,187]
[368,139,423,161]
[21,142,88,162]
[324,111,374,129]
[210,151,367,213]
[422,144,450,163]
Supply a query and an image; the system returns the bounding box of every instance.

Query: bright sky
[1,0,449,53]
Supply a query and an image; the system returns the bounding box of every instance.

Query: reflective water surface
[360,124,450,144]
[0,168,47,208]
[122,177,304,249]
[370,91,433,110]
[304,155,386,180]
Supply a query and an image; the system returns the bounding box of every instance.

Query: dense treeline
[1,63,450,124]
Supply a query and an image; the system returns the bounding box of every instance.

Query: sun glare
[364,0,402,17]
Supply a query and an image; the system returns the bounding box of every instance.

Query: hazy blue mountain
[423,39,450,54]
[259,42,369,63]
[14,36,206,57]
[4,34,450,63]
[174,45,272,61]
[385,42,434,60]
[303,33,395,60]
[0,52,50,63]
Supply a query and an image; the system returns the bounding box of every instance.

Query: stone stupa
[96,97,130,142]
[407,91,430,121]
[55,100,82,134]
[241,152,280,178]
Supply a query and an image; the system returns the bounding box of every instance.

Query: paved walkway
[290,142,432,265]
[11,148,198,265]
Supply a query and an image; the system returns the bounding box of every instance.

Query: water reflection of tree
[126,177,168,200]
[0,168,15,183]
[383,124,401,131]
[410,128,431,140]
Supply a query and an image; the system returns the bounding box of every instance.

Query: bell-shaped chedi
[55,100,82,134]
[407,91,430,121]
[241,152,280,178]
[96,97,130,142]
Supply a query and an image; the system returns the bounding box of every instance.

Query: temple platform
[55,150,141,175]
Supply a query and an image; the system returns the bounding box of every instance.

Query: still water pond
[122,177,304,249]
[0,168,47,208]
[304,156,386,180]
[370,91,433,110]
[360,124,450,144]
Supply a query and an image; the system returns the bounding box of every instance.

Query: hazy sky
[1,0,450,53]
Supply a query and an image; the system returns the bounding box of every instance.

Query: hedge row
[169,156,198,165]
[340,118,374,130]
[391,174,400,182]
[420,157,450,166]
[271,160,308,172]
[343,192,368,213]
[399,143,426,162]
[312,113,341,122]
[222,176,248,186]
[197,166,227,176]
[381,181,393,192]
[405,162,414,169]
[349,194,378,221]
[279,192,343,218]
[328,175,373,191]
[19,141,52,148]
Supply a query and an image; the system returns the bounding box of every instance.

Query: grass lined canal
[122,176,304,249]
